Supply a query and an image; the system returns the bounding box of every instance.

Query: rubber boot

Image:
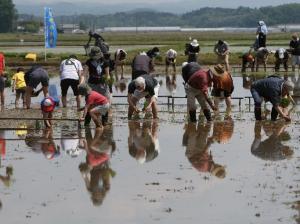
[84,113,91,126]
[271,107,278,121]
[254,107,262,120]
[189,110,197,122]
[102,112,109,126]
[203,109,212,122]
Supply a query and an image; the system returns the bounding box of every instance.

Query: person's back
[60,57,82,80]
[181,62,201,84]
[131,54,153,79]
[252,76,283,100]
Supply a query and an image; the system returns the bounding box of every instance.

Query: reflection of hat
[210,64,226,77]
[211,165,226,179]
[191,39,199,47]
[41,97,55,113]
[89,46,103,60]
[284,80,294,96]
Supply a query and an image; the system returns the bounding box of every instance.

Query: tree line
[1,1,300,33]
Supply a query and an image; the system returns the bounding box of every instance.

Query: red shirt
[188,69,212,93]
[0,53,5,75]
[86,91,108,106]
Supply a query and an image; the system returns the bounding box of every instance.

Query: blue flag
[44,7,57,48]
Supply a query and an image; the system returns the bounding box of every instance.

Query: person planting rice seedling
[24,65,49,109]
[165,49,177,74]
[250,76,294,121]
[41,96,57,129]
[182,62,217,122]
[127,75,160,120]
[78,84,110,129]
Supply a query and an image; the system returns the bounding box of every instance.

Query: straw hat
[89,46,103,60]
[210,64,226,77]
[283,80,294,96]
[191,39,199,47]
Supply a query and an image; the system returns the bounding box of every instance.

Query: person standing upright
[60,55,84,109]
[256,21,268,48]
[187,39,200,63]
[214,40,230,71]
[289,33,300,72]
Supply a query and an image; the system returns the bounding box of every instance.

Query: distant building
[58,24,79,33]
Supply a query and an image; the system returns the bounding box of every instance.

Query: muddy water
[0,71,300,224]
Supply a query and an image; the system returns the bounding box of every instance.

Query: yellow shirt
[12,72,26,89]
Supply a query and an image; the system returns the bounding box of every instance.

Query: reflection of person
[41,96,56,129]
[60,55,84,108]
[251,121,293,161]
[211,119,234,144]
[210,64,234,118]
[25,129,60,160]
[128,120,159,164]
[0,165,13,210]
[165,49,177,74]
[274,48,289,72]
[0,52,5,106]
[79,127,116,206]
[12,67,26,108]
[24,65,49,109]
[182,62,217,122]
[127,75,160,120]
[166,73,177,95]
[250,76,294,121]
[214,40,230,71]
[183,122,226,179]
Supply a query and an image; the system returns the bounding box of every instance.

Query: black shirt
[85,58,109,84]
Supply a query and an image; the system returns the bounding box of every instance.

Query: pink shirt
[86,91,108,106]
[188,69,212,93]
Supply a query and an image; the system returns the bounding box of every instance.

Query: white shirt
[60,58,83,80]
[166,49,177,59]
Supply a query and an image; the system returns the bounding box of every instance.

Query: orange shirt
[212,72,233,93]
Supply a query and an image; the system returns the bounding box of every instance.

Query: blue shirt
[251,76,284,106]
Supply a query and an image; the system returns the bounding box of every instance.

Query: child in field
[78,84,110,129]
[12,67,26,108]
[41,96,56,128]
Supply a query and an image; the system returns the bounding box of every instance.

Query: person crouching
[78,84,110,129]
[127,75,160,120]
[41,97,56,128]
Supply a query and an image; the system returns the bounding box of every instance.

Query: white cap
[191,39,199,47]
[43,98,53,106]
[278,48,285,59]
[182,62,188,68]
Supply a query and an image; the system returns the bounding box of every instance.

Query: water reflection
[0,130,13,211]
[79,126,116,206]
[166,72,177,95]
[251,121,293,161]
[25,129,60,160]
[182,122,226,179]
[128,120,160,164]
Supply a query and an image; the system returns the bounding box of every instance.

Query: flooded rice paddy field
[1,72,300,224]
